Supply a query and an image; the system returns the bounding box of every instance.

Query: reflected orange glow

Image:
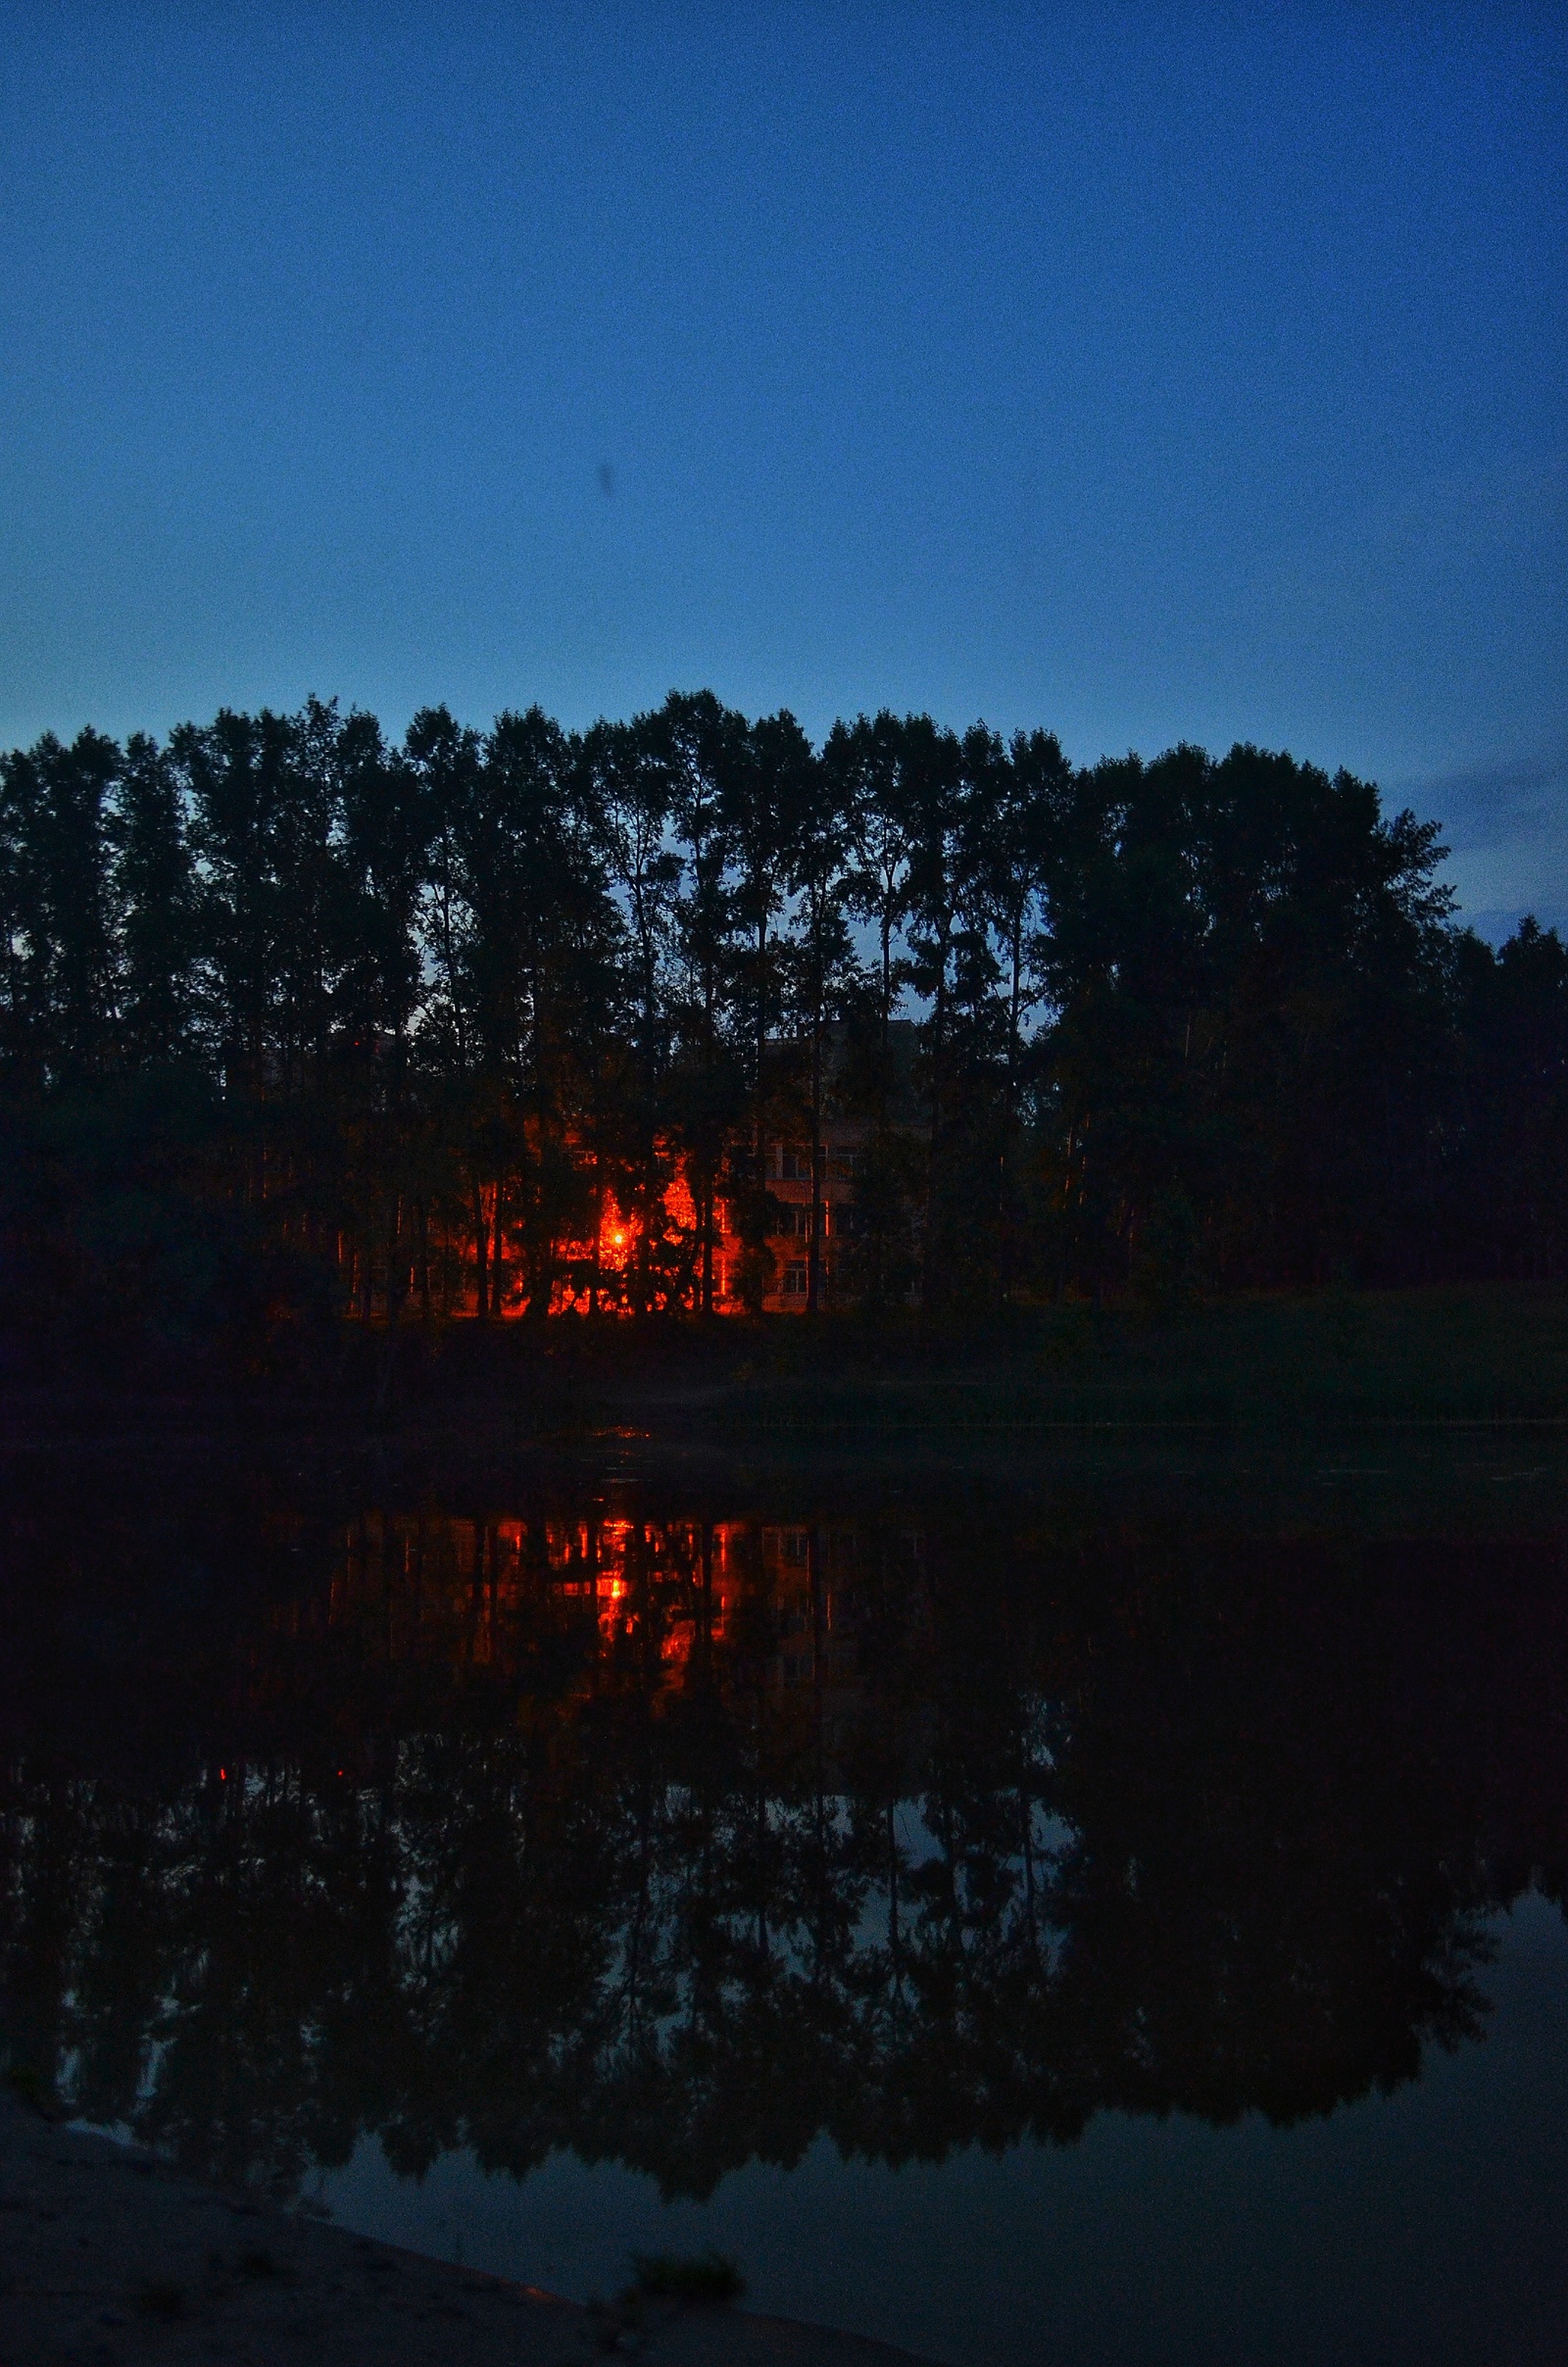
[662,1622,695,1666]
[318,1514,853,1701]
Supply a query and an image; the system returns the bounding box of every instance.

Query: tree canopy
[2,691,1564,1352]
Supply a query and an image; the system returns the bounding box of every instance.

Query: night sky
[2,4,1563,931]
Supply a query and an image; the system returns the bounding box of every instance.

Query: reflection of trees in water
[2,1491,1565,2200]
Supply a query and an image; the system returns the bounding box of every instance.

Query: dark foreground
[6,1284,1568,1459]
[0,2096,931,2367]
[4,1424,1566,2362]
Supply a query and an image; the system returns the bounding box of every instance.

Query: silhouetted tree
[781,744,858,1312]
[111,732,199,1066]
[0,690,1559,1342]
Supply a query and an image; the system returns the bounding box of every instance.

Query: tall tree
[172,708,291,1107]
[407,706,489,1309]
[0,729,122,1084]
[110,732,198,1066]
[651,691,747,1314]
[898,716,965,1308]
[729,711,814,1308]
[982,728,1067,1301]
[1451,919,1568,1279]
[782,746,858,1314]
[466,708,622,1318]
[582,716,681,1316]
[835,712,914,1061]
[827,713,919,1309]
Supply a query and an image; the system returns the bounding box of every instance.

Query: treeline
[2,689,1565,1354]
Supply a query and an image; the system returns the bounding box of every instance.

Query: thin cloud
[1458,906,1568,948]
[1403,744,1568,856]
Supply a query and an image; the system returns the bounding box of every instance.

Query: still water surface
[3,1448,1565,2361]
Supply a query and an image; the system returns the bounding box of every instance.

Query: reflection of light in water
[8,1491,1567,2367]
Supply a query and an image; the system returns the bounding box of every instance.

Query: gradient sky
[1,4,1564,930]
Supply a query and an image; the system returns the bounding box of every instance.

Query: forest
[2,689,1565,1362]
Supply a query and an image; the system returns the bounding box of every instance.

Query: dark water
[3,1444,1566,2362]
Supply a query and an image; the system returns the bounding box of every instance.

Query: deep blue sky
[2,4,1563,929]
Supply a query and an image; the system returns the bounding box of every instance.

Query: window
[783,1261,808,1297]
[781,1147,811,1180]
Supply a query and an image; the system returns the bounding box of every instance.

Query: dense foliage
[2,691,1565,1355]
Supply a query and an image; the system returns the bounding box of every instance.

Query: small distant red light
[219,1768,226,1780]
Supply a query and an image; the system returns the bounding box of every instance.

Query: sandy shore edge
[0,2096,939,2365]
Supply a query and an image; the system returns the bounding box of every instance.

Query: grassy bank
[670,1284,1568,1440]
[8,1283,1564,1446]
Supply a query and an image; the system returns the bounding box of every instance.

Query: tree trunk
[700,1163,714,1316]
[588,1156,601,1318]
[490,1175,506,1317]
[472,1181,489,1318]
[807,1003,824,1315]
[634,1142,655,1321]
[386,1197,406,1323]
[416,1197,430,1320]
[997,919,1023,1307]
[751,912,769,1314]
[923,937,949,1312]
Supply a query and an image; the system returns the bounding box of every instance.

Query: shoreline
[4,1284,1567,1446]
[0,2093,938,2366]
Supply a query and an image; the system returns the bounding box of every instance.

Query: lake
[3,1436,1565,2362]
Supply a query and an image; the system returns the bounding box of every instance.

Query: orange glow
[592,1199,636,1276]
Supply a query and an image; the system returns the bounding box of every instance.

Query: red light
[219,1768,226,1781]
